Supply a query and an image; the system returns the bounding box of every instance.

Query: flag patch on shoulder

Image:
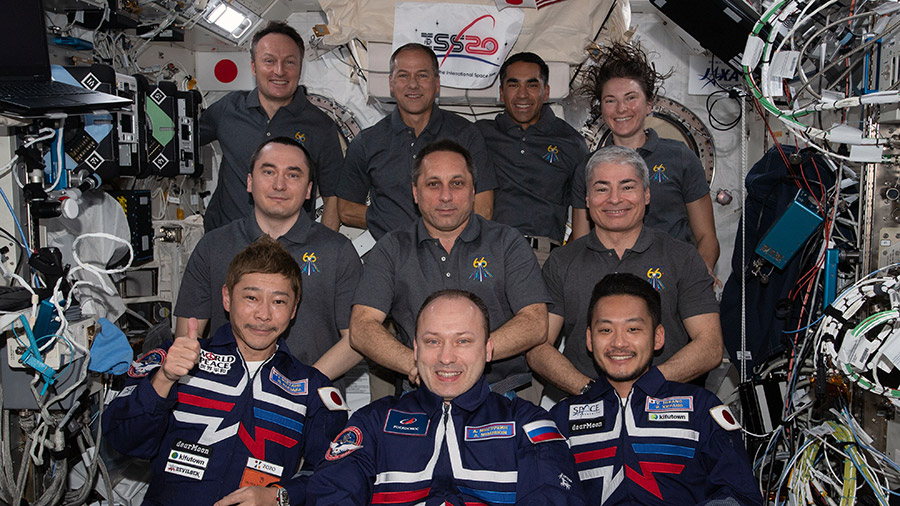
[523,420,564,443]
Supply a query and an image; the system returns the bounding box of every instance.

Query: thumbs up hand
[151,318,202,397]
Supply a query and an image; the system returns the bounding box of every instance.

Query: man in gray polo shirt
[200,21,344,232]
[175,137,363,387]
[336,43,497,240]
[571,130,717,270]
[476,52,590,255]
[527,145,722,397]
[349,139,548,399]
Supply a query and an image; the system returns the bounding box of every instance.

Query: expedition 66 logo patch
[325,426,363,460]
[128,349,166,378]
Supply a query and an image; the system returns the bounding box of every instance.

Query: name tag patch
[465,422,515,441]
[199,350,235,375]
[128,348,165,378]
[247,457,283,476]
[165,461,204,480]
[173,439,212,457]
[164,440,211,480]
[239,457,283,488]
[646,396,693,412]
[168,449,209,468]
[269,368,307,395]
[383,409,430,436]
[649,412,690,422]
[569,418,604,433]
[569,401,604,420]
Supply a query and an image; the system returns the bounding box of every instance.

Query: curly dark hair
[581,41,672,120]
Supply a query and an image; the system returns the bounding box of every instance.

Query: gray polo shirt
[199,87,344,232]
[542,226,718,379]
[573,128,710,243]
[175,211,362,374]
[476,106,589,242]
[353,214,549,384]
[336,105,498,240]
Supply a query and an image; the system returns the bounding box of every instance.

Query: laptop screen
[0,0,51,81]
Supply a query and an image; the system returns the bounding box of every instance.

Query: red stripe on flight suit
[371,487,431,504]
[574,446,617,464]
[177,392,235,411]
[626,461,685,499]
[238,423,298,460]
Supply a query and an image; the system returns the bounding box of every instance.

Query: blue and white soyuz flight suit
[103,323,348,505]
[550,367,762,505]
[309,377,585,506]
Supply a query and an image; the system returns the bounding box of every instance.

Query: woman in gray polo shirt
[579,41,720,278]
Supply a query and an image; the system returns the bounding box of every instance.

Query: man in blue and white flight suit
[104,236,348,506]
[310,289,584,506]
[550,273,761,505]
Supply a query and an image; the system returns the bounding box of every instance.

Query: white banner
[393,2,524,89]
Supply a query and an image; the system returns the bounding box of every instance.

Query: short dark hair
[390,43,439,75]
[248,136,315,183]
[587,273,661,329]
[251,21,305,61]
[226,235,302,302]
[581,41,671,120]
[499,52,549,85]
[411,139,476,184]
[416,289,490,339]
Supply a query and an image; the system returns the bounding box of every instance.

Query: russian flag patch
[523,420,565,444]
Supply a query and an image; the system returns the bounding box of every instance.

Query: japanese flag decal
[318,387,349,411]
[710,405,741,431]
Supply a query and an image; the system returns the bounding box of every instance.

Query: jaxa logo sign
[393,2,524,89]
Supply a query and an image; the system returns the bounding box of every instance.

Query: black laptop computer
[0,0,131,117]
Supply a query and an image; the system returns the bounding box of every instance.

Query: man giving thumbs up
[104,236,348,506]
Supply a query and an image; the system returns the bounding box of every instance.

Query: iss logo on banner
[393,2,524,89]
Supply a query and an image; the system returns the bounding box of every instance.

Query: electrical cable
[741,1,898,155]
[706,89,742,131]
[0,224,26,272]
[72,232,135,276]
[783,315,825,334]
[0,225,112,503]
[740,92,748,384]
[0,383,14,504]
[0,127,55,181]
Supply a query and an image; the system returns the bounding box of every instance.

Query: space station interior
[2,0,900,503]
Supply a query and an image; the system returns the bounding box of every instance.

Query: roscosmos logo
[420,15,501,67]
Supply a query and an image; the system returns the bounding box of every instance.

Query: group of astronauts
[102,19,763,506]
